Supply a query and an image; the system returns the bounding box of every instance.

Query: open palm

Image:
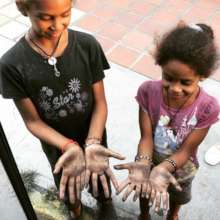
[114,161,151,201]
[85,143,125,198]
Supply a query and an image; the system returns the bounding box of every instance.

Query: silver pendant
[53,64,60,77]
[48,56,60,77]
[48,57,57,65]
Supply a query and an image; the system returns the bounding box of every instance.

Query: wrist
[84,137,101,148]
[162,158,177,173]
[61,139,78,153]
[135,154,153,165]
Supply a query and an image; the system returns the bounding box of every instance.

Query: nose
[169,82,182,93]
[51,18,63,31]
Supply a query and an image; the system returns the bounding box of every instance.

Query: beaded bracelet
[61,139,77,153]
[84,140,101,148]
[135,154,153,163]
[85,137,101,143]
[84,137,101,148]
[164,158,177,172]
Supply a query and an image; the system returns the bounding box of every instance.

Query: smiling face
[162,59,202,105]
[26,0,72,40]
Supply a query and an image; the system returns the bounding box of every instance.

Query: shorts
[153,151,197,205]
[168,177,193,205]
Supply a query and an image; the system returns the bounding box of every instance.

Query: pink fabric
[136,80,220,180]
[136,80,220,155]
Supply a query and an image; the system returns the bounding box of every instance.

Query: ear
[16,0,28,17]
[177,20,186,28]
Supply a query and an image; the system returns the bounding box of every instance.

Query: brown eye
[181,80,192,85]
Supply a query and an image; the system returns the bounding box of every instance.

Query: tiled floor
[73,0,220,81]
[0,0,220,81]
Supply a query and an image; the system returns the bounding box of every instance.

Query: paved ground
[0,0,220,220]
[73,0,220,81]
[0,0,220,80]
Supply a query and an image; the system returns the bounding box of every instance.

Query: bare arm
[14,98,70,150]
[15,98,85,203]
[86,80,107,141]
[84,80,125,197]
[113,107,154,201]
[160,127,209,172]
[149,127,209,213]
[137,107,154,160]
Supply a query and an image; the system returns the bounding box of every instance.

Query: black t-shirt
[0,29,110,144]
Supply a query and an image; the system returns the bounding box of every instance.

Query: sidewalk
[0,0,220,80]
[73,0,220,81]
[0,1,220,220]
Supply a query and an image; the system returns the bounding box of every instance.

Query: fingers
[59,174,68,200]
[162,192,169,214]
[76,175,81,200]
[169,174,182,191]
[80,171,86,190]
[122,183,135,201]
[149,188,155,207]
[92,173,98,197]
[116,179,130,194]
[105,168,119,191]
[141,183,148,198]
[68,177,75,204]
[146,183,151,199]
[103,148,125,160]
[99,174,110,198]
[85,169,91,188]
[114,162,132,170]
[133,184,141,201]
[154,191,161,212]
[53,151,72,174]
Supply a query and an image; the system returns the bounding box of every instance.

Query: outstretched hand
[149,166,182,214]
[53,144,85,204]
[85,143,125,198]
[114,161,151,201]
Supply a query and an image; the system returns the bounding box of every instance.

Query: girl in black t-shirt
[0,0,125,218]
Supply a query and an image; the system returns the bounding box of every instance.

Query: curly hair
[155,23,219,78]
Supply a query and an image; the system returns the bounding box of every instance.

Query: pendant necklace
[166,90,192,135]
[28,30,62,77]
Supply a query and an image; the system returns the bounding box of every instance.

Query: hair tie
[188,24,203,32]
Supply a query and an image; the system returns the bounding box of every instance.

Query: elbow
[25,118,41,135]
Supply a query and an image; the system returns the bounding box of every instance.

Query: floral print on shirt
[38,77,89,121]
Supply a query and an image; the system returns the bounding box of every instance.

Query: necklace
[166,90,192,135]
[28,30,62,77]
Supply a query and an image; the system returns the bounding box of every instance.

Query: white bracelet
[135,154,153,163]
[84,139,101,148]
